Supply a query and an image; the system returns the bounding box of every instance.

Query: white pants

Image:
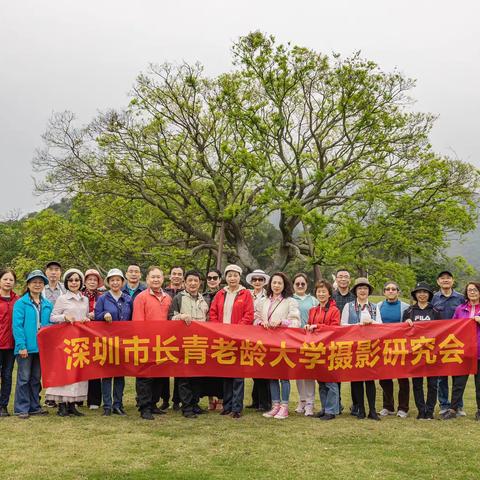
[296,379,315,405]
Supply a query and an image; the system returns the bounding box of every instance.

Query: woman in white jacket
[255,272,300,420]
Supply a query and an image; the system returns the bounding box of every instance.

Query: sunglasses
[384,288,398,291]
[207,276,219,281]
[295,282,306,287]
[251,277,265,282]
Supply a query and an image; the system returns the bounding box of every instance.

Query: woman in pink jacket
[441,281,480,420]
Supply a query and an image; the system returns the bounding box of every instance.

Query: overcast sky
[1,0,479,218]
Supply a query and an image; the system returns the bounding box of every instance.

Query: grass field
[2,377,480,480]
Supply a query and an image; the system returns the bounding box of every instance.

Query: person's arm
[94,294,107,320]
[240,292,254,325]
[12,300,27,354]
[282,298,301,328]
[132,294,145,322]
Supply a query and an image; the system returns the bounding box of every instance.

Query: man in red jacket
[209,264,254,418]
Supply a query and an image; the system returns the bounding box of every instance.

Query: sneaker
[274,405,289,419]
[17,412,29,419]
[29,409,49,416]
[441,409,457,420]
[320,413,336,421]
[89,405,99,410]
[397,410,408,419]
[439,408,449,415]
[263,404,281,418]
[379,408,395,416]
[314,410,325,418]
[295,401,306,414]
[475,410,480,421]
[304,404,314,417]
[457,408,467,417]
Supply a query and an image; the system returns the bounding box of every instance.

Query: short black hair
[184,270,202,281]
[206,268,222,278]
[169,265,185,274]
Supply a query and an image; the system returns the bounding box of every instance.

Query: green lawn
[2,377,479,480]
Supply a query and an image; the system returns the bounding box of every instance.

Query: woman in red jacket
[209,264,254,418]
[0,268,19,416]
[306,280,340,420]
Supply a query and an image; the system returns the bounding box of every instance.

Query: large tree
[33,32,479,279]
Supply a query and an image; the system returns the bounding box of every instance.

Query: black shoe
[103,408,112,416]
[68,403,85,417]
[357,410,366,420]
[220,409,232,416]
[57,403,69,417]
[320,413,336,421]
[140,410,154,420]
[246,404,258,409]
[159,401,169,411]
[256,407,268,413]
[424,412,434,420]
[231,412,242,419]
[45,400,57,408]
[416,412,426,420]
[151,407,166,415]
[172,403,181,411]
[29,408,49,416]
[314,410,325,418]
[0,406,9,417]
[475,410,480,421]
[193,406,207,415]
[350,405,359,417]
[113,407,126,416]
[183,412,198,419]
[368,411,381,421]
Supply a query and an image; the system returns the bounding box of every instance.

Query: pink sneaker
[263,404,281,418]
[274,405,289,419]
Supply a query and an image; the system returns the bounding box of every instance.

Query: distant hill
[448,225,480,271]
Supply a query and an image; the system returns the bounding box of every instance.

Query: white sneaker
[439,408,448,415]
[274,405,289,419]
[379,408,395,416]
[295,401,306,414]
[304,404,314,417]
[457,408,467,417]
[397,410,408,418]
[89,405,99,410]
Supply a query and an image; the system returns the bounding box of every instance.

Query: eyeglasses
[295,282,306,287]
[251,278,265,282]
[207,276,219,281]
[467,288,479,293]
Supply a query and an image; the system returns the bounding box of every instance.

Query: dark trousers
[475,359,480,410]
[178,377,200,415]
[251,378,271,410]
[351,381,376,414]
[136,377,164,412]
[0,349,15,408]
[154,378,181,405]
[102,377,125,409]
[223,378,244,413]
[379,378,410,412]
[87,379,102,407]
[449,374,469,411]
[412,377,438,416]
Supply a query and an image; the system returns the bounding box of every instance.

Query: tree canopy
[30,31,479,290]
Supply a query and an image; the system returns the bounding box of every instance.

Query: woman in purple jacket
[94,269,133,416]
[441,281,480,420]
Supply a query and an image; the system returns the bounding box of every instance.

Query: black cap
[437,270,453,279]
[411,281,434,301]
[45,261,62,269]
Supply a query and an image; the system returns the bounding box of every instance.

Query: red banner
[38,319,478,388]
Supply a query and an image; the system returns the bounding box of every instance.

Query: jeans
[412,377,438,416]
[318,382,339,415]
[14,354,42,414]
[379,378,410,412]
[438,376,464,410]
[270,379,291,405]
[0,349,15,408]
[101,377,125,409]
[223,378,245,413]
